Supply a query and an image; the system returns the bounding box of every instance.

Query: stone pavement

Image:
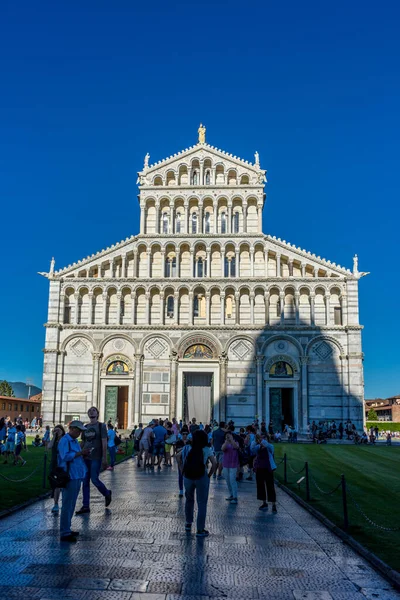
[0,459,398,600]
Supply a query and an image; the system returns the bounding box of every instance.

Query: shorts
[5,442,15,453]
[139,439,150,452]
[152,442,164,457]
[165,444,172,453]
[15,444,22,456]
[215,451,224,464]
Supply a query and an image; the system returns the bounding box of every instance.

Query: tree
[0,380,15,397]
[367,408,378,421]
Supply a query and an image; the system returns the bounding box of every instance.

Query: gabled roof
[139,142,263,175]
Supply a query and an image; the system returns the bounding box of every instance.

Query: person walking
[139,422,154,468]
[58,421,90,542]
[177,429,217,537]
[133,423,143,460]
[175,431,189,496]
[221,431,239,504]
[3,421,16,464]
[107,422,116,470]
[14,425,26,466]
[252,433,277,513]
[75,407,112,515]
[152,420,167,469]
[211,421,226,479]
[48,424,65,514]
[43,425,51,450]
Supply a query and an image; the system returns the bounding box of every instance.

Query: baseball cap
[69,420,86,431]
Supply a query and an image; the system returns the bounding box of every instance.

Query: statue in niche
[198,123,206,144]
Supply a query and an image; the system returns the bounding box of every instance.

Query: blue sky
[0,0,399,398]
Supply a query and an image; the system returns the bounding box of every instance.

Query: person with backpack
[48,424,65,513]
[75,406,112,515]
[177,429,217,537]
[252,432,277,513]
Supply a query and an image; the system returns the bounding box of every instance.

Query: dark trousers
[256,468,276,503]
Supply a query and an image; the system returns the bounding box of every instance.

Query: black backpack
[182,447,205,480]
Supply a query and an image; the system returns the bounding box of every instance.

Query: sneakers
[179,490,184,497]
[259,502,268,511]
[60,534,78,542]
[105,491,112,507]
[272,504,278,513]
[51,504,59,514]
[75,507,90,515]
[106,466,114,471]
[21,460,27,466]
[196,529,209,537]
[185,523,192,531]
[225,496,233,501]
[230,498,238,505]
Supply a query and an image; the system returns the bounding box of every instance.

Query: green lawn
[273,444,400,571]
[366,421,400,433]
[0,438,133,513]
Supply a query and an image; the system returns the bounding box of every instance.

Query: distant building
[0,393,42,422]
[365,396,400,422]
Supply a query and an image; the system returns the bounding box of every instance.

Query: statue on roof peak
[254,151,260,167]
[198,123,206,144]
[144,152,150,169]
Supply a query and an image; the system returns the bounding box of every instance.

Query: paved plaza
[0,459,398,600]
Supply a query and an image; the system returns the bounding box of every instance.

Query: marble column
[264,291,270,325]
[206,249,211,277]
[140,202,145,234]
[169,351,178,419]
[133,249,138,278]
[219,353,228,422]
[145,292,150,324]
[280,292,285,325]
[160,251,165,277]
[235,248,240,277]
[220,293,225,325]
[147,250,151,278]
[198,202,203,234]
[257,203,263,232]
[206,292,211,325]
[159,291,165,325]
[325,293,331,326]
[250,292,255,322]
[169,201,175,234]
[300,356,309,432]
[264,249,269,277]
[310,292,315,326]
[74,293,79,325]
[213,202,218,233]
[92,352,102,408]
[102,293,108,324]
[134,354,143,425]
[176,249,180,278]
[184,203,189,233]
[221,249,225,278]
[341,293,348,326]
[301,263,306,278]
[190,249,194,277]
[227,203,232,234]
[276,254,281,277]
[116,293,122,325]
[174,291,179,325]
[295,291,300,325]
[250,248,255,277]
[88,293,94,325]
[235,291,240,324]
[189,292,194,325]
[59,294,65,323]
[242,202,247,232]
[289,259,294,277]
[155,203,160,234]
[121,255,126,278]
[256,356,263,421]
[131,291,136,324]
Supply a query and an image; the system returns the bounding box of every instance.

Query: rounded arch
[264,354,300,375]
[177,331,222,359]
[260,334,304,357]
[99,333,137,354]
[61,332,96,352]
[329,284,344,296]
[305,335,345,357]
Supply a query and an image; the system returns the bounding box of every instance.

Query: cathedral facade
[41,128,365,431]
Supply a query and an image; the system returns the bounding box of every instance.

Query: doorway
[269,387,294,432]
[105,385,129,429]
[184,373,213,424]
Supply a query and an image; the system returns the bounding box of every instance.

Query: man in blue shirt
[58,421,90,542]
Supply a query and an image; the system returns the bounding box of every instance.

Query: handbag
[48,439,72,489]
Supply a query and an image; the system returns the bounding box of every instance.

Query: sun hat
[69,420,86,431]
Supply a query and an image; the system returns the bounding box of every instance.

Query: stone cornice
[48,323,363,332]
[59,276,347,285]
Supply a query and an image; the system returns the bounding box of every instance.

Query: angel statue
[144,152,150,169]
